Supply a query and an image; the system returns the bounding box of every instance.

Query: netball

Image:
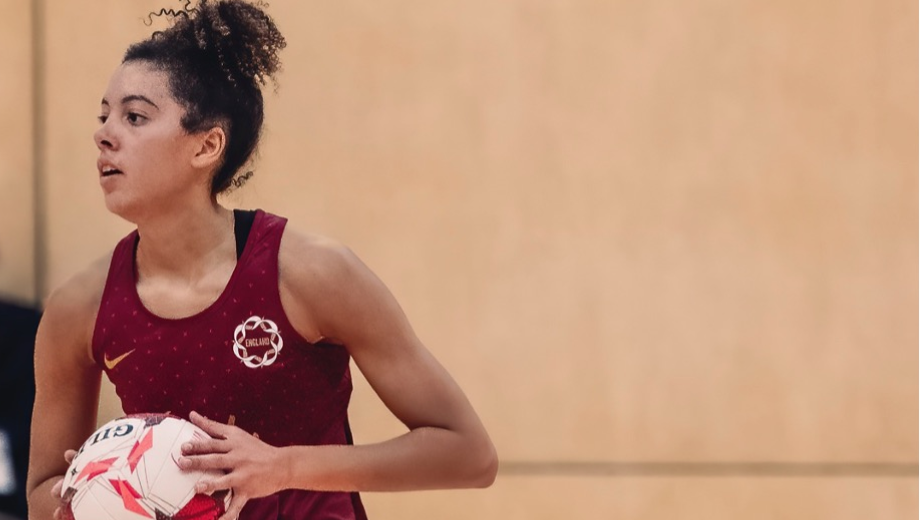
[60,414,230,520]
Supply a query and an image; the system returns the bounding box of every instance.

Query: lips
[98,159,124,177]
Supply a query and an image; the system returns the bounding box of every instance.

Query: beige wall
[17,0,920,518]
[0,0,35,304]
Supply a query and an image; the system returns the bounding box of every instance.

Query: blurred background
[0,0,917,518]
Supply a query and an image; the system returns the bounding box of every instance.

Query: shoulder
[40,251,113,354]
[278,227,369,305]
[278,227,381,342]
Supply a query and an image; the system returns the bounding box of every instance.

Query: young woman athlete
[26,2,497,519]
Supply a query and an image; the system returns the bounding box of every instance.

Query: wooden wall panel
[362,476,918,520]
[0,0,35,303]
[244,0,916,462]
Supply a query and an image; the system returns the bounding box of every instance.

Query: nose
[94,121,117,151]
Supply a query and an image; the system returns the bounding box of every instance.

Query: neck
[134,200,235,281]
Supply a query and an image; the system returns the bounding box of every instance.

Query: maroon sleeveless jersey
[92,210,368,520]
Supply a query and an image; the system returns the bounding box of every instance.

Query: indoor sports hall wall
[0,0,35,305]
[3,1,917,519]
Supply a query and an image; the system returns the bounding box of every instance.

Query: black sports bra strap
[233,209,257,260]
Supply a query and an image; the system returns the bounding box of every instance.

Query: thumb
[64,449,78,464]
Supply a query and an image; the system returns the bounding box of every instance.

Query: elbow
[467,440,498,488]
[478,450,499,488]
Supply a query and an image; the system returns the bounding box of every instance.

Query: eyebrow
[100,95,160,110]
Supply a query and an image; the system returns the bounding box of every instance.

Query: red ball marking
[110,478,151,518]
[75,457,118,484]
[128,428,154,473]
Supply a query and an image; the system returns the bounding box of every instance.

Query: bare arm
[280,237,497,491]
[26,262,107,520]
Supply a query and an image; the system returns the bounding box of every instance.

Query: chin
[103,192,145,225]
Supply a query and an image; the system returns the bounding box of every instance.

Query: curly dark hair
[124,0,286,195]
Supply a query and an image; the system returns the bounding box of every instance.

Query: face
[94,61,212,222]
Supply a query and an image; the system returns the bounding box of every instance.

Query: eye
[98,115,108,124]
[126,112,147,125]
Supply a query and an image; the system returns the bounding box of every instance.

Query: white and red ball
[61,414,230,520]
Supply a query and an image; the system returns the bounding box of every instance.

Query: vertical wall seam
[31,0,46,304]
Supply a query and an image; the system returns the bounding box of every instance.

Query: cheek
[123,139,184,192]
[141,133,192,170]
[167,133,204,165]
[139,141,176,170]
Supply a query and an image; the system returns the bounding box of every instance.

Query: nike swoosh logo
[104,349,136,370]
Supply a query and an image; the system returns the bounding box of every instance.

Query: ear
[190,126,227,170]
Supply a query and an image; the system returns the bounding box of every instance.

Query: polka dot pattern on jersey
[92,210,354,449]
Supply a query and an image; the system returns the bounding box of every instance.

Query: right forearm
[27,476,63,520]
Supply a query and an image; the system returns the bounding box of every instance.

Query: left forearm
[277,426,497,493]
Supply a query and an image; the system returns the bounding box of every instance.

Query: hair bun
[153,0,286,88]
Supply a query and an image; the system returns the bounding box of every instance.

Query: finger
[218,493,248,520]
[195,473,235,495]
[53,507,63,520]
[190,411,235,439]
[181,437,229,455]
[179,453,231,472]
[64,449,78,464]
[51,478,63,498]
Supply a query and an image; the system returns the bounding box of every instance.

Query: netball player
[26,2,497,519]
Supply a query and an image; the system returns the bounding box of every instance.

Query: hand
[179,411,288,520]
[50,449,78,520]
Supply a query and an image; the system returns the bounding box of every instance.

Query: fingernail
[181,443,192,453]
[178,457,190,469]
